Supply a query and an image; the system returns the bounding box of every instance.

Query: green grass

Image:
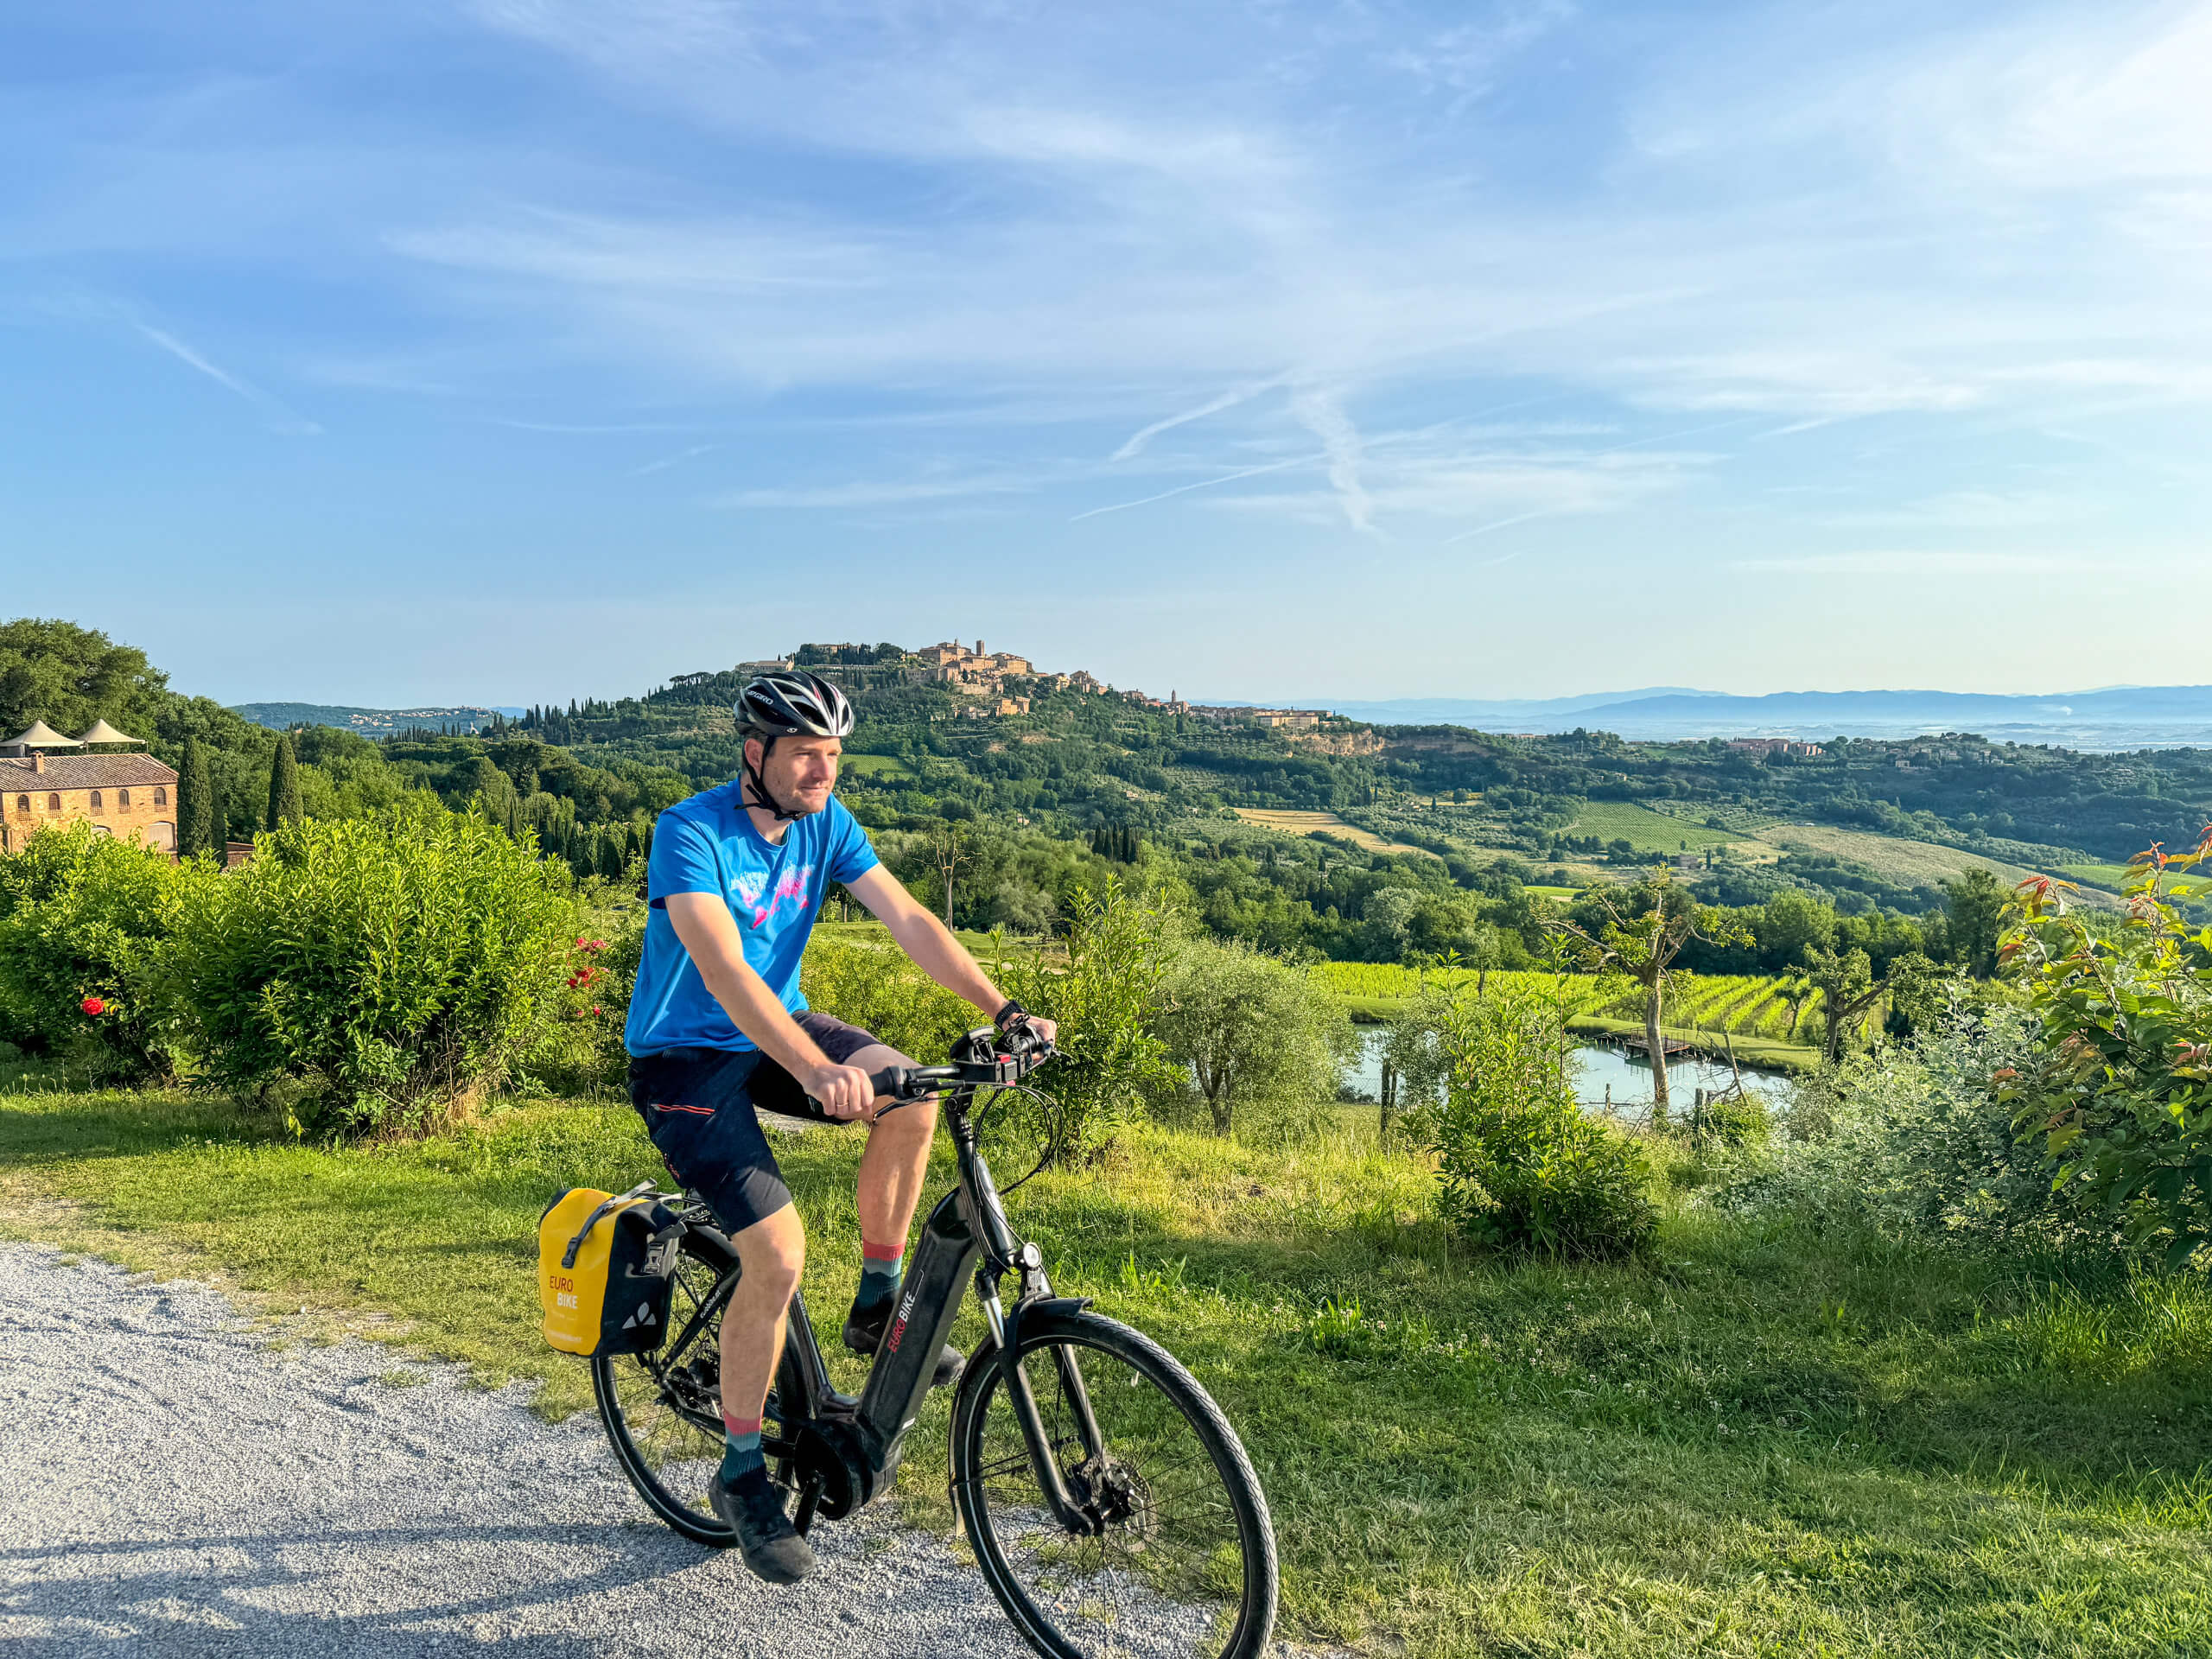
[8,1085,2212,1654]
[1566,800,1748,854]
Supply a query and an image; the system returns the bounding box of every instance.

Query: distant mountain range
[1313,685,2212,752]
[234,702,526,737]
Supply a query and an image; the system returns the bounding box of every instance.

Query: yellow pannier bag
[537,1183,680,1357]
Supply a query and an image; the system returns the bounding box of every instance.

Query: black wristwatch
[993,1000,1027,1030]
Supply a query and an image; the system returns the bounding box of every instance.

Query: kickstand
[791,1469,826,1536]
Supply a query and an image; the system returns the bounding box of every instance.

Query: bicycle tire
[950,1308,1278,1659]
[591,1229,740,1547]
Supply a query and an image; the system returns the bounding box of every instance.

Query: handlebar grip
[803,1066,921,1116]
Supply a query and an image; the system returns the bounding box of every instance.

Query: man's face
[751,735,841,816]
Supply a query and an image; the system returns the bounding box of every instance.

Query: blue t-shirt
[624,785,880,1056]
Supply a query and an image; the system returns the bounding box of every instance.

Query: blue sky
[3,1,2207,707]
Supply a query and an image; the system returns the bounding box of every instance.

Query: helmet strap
[741,734,808,822]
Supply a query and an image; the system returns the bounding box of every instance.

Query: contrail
[1444,509,1555,544]
[131,321,321,435]
[1110,376,1286,461]
[1070,454,1316,521]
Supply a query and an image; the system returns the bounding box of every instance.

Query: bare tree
[1548,874,1748,1127]
[931,821,969,926]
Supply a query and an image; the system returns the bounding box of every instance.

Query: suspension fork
[955,1106,1103,1535]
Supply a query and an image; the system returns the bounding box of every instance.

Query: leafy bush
[516,915,642,1097]
[2003,848,2212,1265]
[172,799,577,1137]
[0,823,205,1082]
[1002,875,1182,1161]
[1402,980,1656,1260]
[1154,936,1355,1138]
[800,930,976,1060]
[1723,1003,2106,1251]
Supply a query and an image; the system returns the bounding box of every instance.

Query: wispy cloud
[1731,550,2089,575]
[1288,388,1375,534]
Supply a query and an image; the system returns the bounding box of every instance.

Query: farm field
[1563,799,1751,855]
[1233,807,1439,858]
[1748,823,2119,902]
[836,751,912,779]
[1313,962,1828,1064]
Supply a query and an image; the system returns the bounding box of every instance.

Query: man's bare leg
[721,1204,805,1427]
[846,1041,941,1248]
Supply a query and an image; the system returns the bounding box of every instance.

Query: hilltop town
[731,638,1338,732]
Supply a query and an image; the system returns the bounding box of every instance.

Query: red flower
[590,1006,602,1016]
[80,996,105,1017]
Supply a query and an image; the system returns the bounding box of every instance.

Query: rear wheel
[591,1231,739,1546]
[950,1309,1277,1659]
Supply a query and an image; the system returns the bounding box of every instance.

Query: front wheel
[950,1309,1277,1659]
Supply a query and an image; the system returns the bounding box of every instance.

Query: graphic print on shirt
[732,864,814,930]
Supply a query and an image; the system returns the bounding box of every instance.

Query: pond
[1345,1024,1796,1122]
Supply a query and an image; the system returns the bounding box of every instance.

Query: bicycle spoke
[962,1332,1258,1658]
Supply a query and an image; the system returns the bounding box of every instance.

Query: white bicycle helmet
[736,670,855,818]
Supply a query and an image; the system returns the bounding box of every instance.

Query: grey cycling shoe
[843,1298,965,1389]
[711,1471,816,1585]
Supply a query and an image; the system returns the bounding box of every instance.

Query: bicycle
[590,1024,1280,1659]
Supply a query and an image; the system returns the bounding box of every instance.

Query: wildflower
[591,1006,602,1016]
[81,996,106,1016]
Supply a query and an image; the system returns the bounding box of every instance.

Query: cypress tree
[597,829,624,880]
[207,766,229,864]
[176,738,213,859]
[265,733,302,831]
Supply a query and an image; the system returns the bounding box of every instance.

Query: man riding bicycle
[623,669,1053,1585]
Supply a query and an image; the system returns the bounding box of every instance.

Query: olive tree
[1155,936,1355,1136]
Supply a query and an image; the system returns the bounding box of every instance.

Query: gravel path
[0,1243,1258,1657]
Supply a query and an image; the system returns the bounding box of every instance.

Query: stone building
[0,721,179,855]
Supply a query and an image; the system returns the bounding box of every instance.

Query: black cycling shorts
[628,1012,886,1235]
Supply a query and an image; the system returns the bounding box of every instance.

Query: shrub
[801,930,976,1061]
[1723,1002,2107,1252]
[1002,875,1182,1161]
[1402,981,1656,1261]
[0,823,204,1082]
[172,798,577,1136]
[2002,849,2212,1265]
[1154,936,1355,1138]
[516,916,642,1097]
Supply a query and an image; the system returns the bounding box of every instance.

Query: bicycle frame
[720,1030,1106,1537]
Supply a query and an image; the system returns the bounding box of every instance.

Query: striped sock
[720,1414,765,1485]
[856,1240,904,1311]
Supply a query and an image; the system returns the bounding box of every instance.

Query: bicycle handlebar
[806,1035,1058,1116]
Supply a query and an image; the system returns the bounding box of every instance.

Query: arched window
[118,787,131,810]
[47,793,60,812]
[89,791,103,812]
[154,786,168,807]
[13,795,25,814]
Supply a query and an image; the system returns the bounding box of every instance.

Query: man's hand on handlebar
[993,1001,1057,1050]
[803,1060,876,1121]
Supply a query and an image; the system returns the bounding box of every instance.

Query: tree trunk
[1645,972,1669,1128]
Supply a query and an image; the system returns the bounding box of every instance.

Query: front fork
[975,1255,1109,1536]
